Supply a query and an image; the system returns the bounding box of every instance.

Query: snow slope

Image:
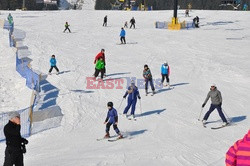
[0,9,250,166]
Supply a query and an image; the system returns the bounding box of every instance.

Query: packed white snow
[0,9,250,166]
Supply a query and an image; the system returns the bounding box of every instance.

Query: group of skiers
[103,15,136,29]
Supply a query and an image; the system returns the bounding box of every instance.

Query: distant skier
[161,61,170,87]
[49,55,59,75]
[143,64,155,95]
[193,16,199,28]
[63,22,71,33]
[129,17,135,29]
[185,9,189,17]
[104,102,123,139]
[120,27,126,44]
[94,57,105,80]
[226,130,250,165]
[124,21,128,28]
[201,84,229,126]
[7,13,13,25]
[123,81,141,119]
[103,15,107,27]
[94,49,106,77]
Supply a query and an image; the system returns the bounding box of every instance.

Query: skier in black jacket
[3,112,28,166]
[130,17,136,29]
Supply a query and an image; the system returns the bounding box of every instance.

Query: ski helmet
[107,102,113,107]
[144,64,148,68]
[101,49,105,52]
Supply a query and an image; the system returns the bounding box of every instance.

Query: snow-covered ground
[0,9,250,166]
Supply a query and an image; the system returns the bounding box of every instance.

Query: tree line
[95,0,249,10]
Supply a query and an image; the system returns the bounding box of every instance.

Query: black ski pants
[130,23,135,29]
[120,37,126,44]
[64,27,71,33]
[94,68,105,79]
[49,66,59,73]
[4,146,24,166]
[106,122,120,134]
[161,74,169,83]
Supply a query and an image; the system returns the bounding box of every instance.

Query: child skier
[49,55,59,75]
[124,21,128,28]
[120,27,126,44]
[201,84,229,127]
[143,64,155,95]
[104,102,123,139]
[94,57,105,80]
[161,61,170,87]
[94,49,106,77]
[63,22,71,33]
[123,81,141,119]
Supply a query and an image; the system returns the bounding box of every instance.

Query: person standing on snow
[63,22,71,33]
[129,17,135,29]
[120,27,126,44]
[123,81,141,119]
[104,102,123,139]
[49,55,59,75]
[161,61,170,87]
[143,64,155,95]
[94,57,105,80]
[103,15,107,27]
[94,49,106,77]
[124,21,128,28]
[225,130,250,166]
[3,112,29,166]
[201,84,228,126]
[7,13,13,25]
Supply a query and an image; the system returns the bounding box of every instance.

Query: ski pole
[198,107,203,121]
[139,99,142,115]
[118,98,124,110]
[222,109,231,122]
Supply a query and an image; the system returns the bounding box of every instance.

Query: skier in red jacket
[94,49,106,77]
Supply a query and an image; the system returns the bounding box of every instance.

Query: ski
[211,123,232,129]
[108,136,125,142]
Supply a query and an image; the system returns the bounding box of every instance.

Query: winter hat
[144,64,148,68]
[9,111,20,119]
[131,80,135,85]
[107,102,113,107]
[211,83,216,87]
[101,49,105,52]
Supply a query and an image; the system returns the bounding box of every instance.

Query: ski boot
[104,132,110,138]
[145,89,148,96]
[118,133,123,139]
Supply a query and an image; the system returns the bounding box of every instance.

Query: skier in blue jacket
[104,102,123,139]
[120,27,126,44]
[49,55,59,75]
[161,61,170,86]
[123,81,141,119]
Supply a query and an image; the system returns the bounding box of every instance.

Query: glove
[123,96,126,99]
[138,96,141,100]
[219,103,222,107]
[22,138,28,145]
[202,103,205,108]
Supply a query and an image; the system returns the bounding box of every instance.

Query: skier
[123,81,141,119]
[94,57,105,80]
[201,84,229,126]
[161,61,170,87]
[129,17,135,29]
[63,22,71,33]
[143,64,155,95]
[226,130,250,166]
[193,16,199,28]
[120,27,126,44]
[124,21,128,28]
[103,15,107,27]
[185,9,189,17]
[94,49,106,77]
[49,55,59,75]
[3,112,29,166]
[7,13,13,25]
[104,102,123,139]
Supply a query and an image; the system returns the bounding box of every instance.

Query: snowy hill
[0,9,250,166]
